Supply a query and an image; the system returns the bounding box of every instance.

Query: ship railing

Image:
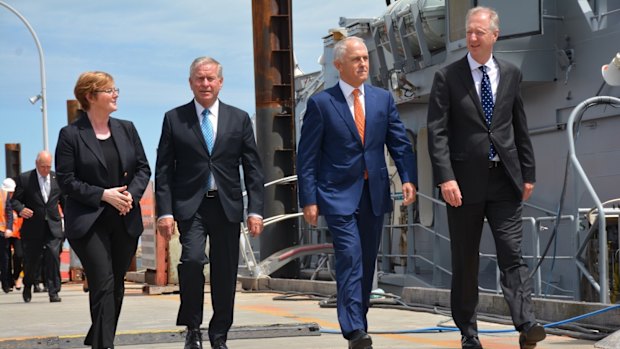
[377,191,578,299]
[241,174,583,301]
[566,96,620,303]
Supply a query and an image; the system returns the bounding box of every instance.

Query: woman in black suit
[55,71,151,349]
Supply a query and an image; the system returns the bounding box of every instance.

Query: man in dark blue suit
[297,37,417,349]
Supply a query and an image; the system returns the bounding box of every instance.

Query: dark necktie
[479,65,497,160]
[201,109,215,190]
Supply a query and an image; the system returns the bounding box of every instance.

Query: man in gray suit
[427,6,545,349]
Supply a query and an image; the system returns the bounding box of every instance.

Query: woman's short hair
[74,71,114,111]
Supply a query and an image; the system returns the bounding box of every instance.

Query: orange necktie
[352,88,365,144]
[353,89,368,179]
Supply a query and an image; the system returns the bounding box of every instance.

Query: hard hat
[2,178,16,192]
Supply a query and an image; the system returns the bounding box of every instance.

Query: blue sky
[0,0,387,177]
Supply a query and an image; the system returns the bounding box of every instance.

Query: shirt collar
[339,80,365,98]
[467,52,495,72]
[36,170,48,181]
[194,99,220,119]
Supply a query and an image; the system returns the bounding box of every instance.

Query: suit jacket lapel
[76,114,107,171]
[186,102,210,155]
[456,56,486,124]
[494,59,509,111]
[110,118,128,170]
[30,171,45,204]
[213,103,231,155]
[363,85,376,145]
[328,85,363,145]
[49,172,59,199]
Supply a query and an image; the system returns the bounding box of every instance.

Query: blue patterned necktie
[201,109,215,189]
[479,65,497,160]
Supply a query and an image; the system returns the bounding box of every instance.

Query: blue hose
[319,304,620,334]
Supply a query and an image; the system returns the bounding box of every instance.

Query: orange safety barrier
[60,248,70,282]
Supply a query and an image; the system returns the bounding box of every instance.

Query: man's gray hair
[466,6,500,32]
[333,36,367,63]
[190,56,223,78]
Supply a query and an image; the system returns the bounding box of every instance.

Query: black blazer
[155,100,264,222]
[55,112,151,239]
[12,170,65,240]
[427,56,536,204]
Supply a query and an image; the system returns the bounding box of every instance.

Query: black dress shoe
[185,328,203,349]
[211,338,228,349]
[461,335,483,349]
[22,286,32,303]
[49,294,62,302]
[33,284,42,293]
[348,329,373,349]
[519,323,546,349]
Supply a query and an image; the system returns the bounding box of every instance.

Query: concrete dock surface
[0,282,601,348]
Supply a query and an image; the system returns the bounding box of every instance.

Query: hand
[440,180,462,207]
[303,204,319,226]
[157,217,175,241]
[247,216,264,237]
[4,229,12,238]
[120,190,134,216]
[19,207,34,219]
[401,182,417,206]
[523,182,535,201]
[102,185,132,214]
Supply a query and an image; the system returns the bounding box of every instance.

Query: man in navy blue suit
[297,36,417,349]
[156,56,264,349]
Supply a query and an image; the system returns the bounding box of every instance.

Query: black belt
[205,190,217,198]
[489,161,501,168]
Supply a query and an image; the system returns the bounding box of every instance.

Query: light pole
[0,1,48,151]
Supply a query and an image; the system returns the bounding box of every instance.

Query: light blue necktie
[479,65,497,160]
[201,109,215,189]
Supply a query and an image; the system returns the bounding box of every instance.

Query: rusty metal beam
[252,0,298,278]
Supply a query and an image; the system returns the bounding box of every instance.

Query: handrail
[566,95,620,303]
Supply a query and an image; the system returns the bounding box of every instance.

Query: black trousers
[446,166,536,337]
[69,208,138,349]
[1,237,23,287]
[0,235,8,289]
[22,225,62,296]
[176,194,240,345]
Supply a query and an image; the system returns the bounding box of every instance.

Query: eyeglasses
[95,88,120,95]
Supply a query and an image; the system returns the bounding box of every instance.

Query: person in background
[296,36,417,349]
[156,56,264,349]
[12,151,64,303]
[55,71,151,349]
[1,178,18,293]
[426,6,545,349]
[3,181,24,293]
